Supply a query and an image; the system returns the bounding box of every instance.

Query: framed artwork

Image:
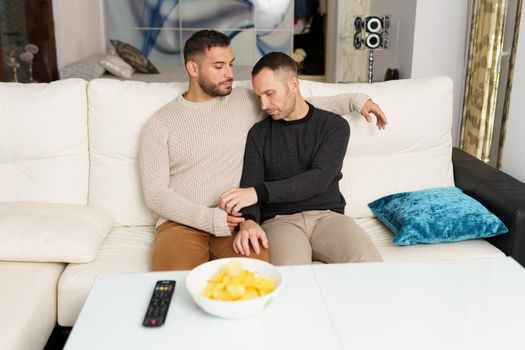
[105,0,294,66]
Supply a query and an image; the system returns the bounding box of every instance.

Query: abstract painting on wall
[105,0,293,66]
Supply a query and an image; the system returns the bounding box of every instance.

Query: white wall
[352,0,468,146]
[410,0,470,147]
[52,0,106,69]
[501,10,525,183]
[370,0,417,80]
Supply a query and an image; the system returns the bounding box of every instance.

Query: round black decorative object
[354,16,363,32]
[366,17,383,33]
[365,33,382,49]
[353,32,362,49]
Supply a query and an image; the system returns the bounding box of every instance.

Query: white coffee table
[64,257,525,350]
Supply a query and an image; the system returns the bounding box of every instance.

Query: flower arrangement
[292,48,307,71]
[19,44,39,83]
[7,49,20,82]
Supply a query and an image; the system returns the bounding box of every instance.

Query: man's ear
[288,76,300,92]
[186,60,199,78]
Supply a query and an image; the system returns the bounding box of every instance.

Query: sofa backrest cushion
[87,79,187,226]
[300,76,455,217]
[0,79,89,204]
[86,76,453,225]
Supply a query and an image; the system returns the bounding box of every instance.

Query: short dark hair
[183,30,231,63]
[251,52,298,77]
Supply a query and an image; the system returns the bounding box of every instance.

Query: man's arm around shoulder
[307,92,387,129]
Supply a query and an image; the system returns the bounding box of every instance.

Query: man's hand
[360,99,388,130]
[226,212,244,233]
[233,220,268,256]
[219,187,258,215]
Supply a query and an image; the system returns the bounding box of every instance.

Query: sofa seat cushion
[0,202,114,263]
[355,217,505,261]
[58,226,154,326]
[0,261,65,350]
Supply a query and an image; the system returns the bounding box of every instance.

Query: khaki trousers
[262,210,382,266]
[151,221,269,271]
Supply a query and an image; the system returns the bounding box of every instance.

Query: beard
[198,75,233,97]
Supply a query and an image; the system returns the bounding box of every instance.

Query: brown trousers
[151,221,269,271]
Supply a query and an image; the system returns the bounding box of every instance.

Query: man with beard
[140,30,386,270]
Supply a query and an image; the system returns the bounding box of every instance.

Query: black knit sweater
[240,102,350,223]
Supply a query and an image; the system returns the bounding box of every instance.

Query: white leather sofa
[0,77,506,350]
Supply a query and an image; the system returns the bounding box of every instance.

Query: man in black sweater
[219,52,384,265]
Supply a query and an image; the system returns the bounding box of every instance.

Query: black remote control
[142,280,176,327]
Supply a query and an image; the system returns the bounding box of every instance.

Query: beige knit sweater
[140,87,369,236]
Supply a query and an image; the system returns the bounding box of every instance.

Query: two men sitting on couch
[139,30,387,270]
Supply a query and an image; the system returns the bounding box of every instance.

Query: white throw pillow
[99,54,134,79]
[0,202,114,263]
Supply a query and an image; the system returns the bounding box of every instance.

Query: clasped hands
[219,187,258,216]
[219,187,267,256]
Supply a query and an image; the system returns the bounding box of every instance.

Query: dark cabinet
[1,0,57,82]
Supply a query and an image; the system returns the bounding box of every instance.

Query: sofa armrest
[452,147,525,266]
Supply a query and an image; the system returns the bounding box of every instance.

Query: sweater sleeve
[139,118,231,237]
[264,118,350,203]
[239,129,265,223]
[306,92,370,116]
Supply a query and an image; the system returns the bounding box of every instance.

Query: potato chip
[201,260,276,301]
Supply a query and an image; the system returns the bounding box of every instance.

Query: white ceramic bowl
[185,258,283,319]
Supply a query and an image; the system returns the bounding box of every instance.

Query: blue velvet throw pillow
[368,187,508,245]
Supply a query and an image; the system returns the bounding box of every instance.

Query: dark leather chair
[453,147,525,266]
